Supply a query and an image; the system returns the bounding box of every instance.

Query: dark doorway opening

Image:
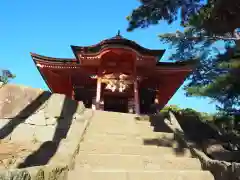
[139,88,156,114]
[104,95,128,113]
[74,87,93,108]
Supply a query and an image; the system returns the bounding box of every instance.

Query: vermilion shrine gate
[31,33,195,114]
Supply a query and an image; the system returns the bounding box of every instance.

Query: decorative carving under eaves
[101,73,133,92]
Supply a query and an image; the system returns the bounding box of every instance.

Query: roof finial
[111,30,123,39]
[117,30,121,36]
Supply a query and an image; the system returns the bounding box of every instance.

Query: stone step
[89,122,152,130]
[84,131,175,143]
[87,125,154,135]
[84,130,174,138]
[79,142,192,157]
[88,120,151,128]
[83,133,178,148]
[88,121,152,128]
[68,168,214,180]
[85,125,173,135]
[88,112,154,133]
[90,113,150,121]
[135,120,151,126]
[91,110,138,119]
[76,154,202,170]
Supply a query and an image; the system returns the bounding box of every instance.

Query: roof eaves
[70,46,82,64]
[30,52,76,63]
[30,53,53,92]
[156,60,198,68]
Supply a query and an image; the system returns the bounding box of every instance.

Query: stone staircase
[68,110,214,180]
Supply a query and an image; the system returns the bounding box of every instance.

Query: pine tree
[127,1,240,115]
[187,47,240,115]
[127,0,240,117]
[159,28,240,116]
[127,0,240,36]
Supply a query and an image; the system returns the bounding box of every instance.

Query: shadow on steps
[141,114,190,157]
[143,135,190,157]
[149,114,172,133]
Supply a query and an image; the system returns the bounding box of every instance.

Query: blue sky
[0,0,217,113]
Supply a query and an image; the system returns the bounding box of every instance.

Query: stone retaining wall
[0,165,69,180]
[164,111,240,180]
[0,84,93,179]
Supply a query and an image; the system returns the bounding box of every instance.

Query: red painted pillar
[71,89,75,100]
[96,77,102,110]
[134,80,140,114]
[69,75,75,100]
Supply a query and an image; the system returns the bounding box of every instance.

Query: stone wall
[0,84,93,179]
[164,112,240,180]
[0,84,50,119]
[0,165,69,180]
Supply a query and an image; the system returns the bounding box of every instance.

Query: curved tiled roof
[71,34,165,57]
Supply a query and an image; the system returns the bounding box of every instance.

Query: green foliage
[0,69,15,85]
[185,46,240,115]
[162,105,240,142]
[160,105,182,114]
[127,0,240,35]
[161,105,214,122]
[199,112,214,121]
[214,113,234,124]
[157,26,240,115]
[162,105,238,128]
[182,108,200,116]
[127,0,204,32]
[188,0,240,35]
[127,0,240,118]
